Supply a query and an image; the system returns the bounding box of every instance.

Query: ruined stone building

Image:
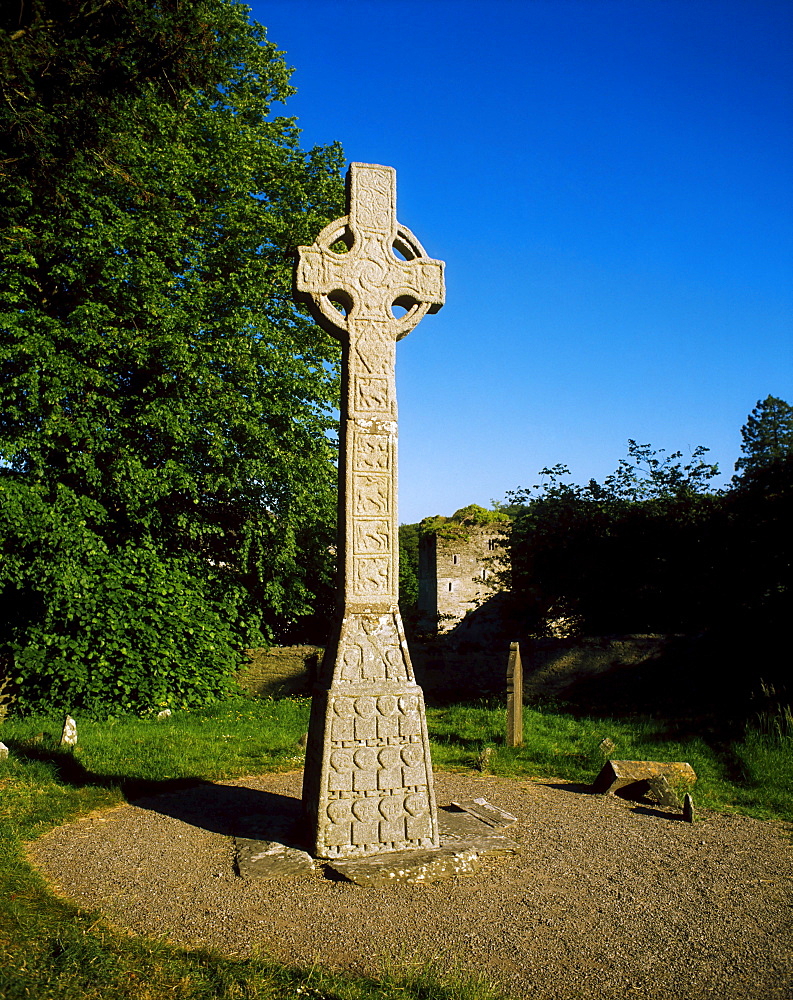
[417,523,510,630]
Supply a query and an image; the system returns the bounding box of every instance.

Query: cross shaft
[296,163,444,859]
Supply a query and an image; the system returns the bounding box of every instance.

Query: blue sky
[249,0,793,524]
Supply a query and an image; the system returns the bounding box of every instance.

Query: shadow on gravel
[543,781,690,822]
[136,781,307,845]
[7,740,306,844]
[540,781,593,795]
[631,804,689,822]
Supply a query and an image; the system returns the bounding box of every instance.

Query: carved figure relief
[354,475,389,515]
[355,376,390,412]
[321,626,431,855]
[354,556,390,595]
[355,333,392,375]
[355,521,390,553]
[330,615,408,684]
[355,434,390,471]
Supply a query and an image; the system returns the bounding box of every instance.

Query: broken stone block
[0,742,8,760]
[592,759,697,799]
[683,793,695,823]
[236,838,315,879]
[326,847,480,887]
[646,774,682,809]
[60,715,77,747]
[451,797,518,830]
[156,709,171,720]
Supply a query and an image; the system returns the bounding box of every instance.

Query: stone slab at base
[451,797,518,829]
[592,760,697,798]
[439,808,520,855]
[326,847,480,887]
[236,839,315,879]
[236,799,519,884]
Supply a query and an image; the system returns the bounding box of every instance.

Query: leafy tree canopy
[419,504,510,542]
[734,395,793,483]
[398,522,420,611]
[505,441,722,634]
[0,0,345,713]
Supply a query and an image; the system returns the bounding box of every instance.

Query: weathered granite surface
[236,839,315,880]
[295,163,444,859]
[592,759,697,797]
[326,847,480,887]
[438,807,520,855]
[646,774,683,809]
[451,797,518,829]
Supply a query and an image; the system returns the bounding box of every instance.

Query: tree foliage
[733,395,793,483]
[0,0,345,713]
[398,523,420,612]
[506,441,723,635]
[418,504,510,543]
[507,424,791,700]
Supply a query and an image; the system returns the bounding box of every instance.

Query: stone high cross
[295,163,445,858]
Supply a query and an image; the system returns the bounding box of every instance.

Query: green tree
[398,522,420,611]
[419,504,510,542]
[506,442,722,634]
[733,395,793,482]
[0,1,345,713]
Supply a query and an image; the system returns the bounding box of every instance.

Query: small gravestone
[506,642,523,747]
[296,163,444,860]
[683,793,695,823]
[60,715,77,747]
[592,759,696,798]
[598,737,616,758]
[0,742,8,760]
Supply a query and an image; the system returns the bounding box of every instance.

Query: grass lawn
[1,695,790,999]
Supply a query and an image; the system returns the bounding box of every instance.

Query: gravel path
[29,771,793,999]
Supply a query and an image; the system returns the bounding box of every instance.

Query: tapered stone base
[302,609,439,859]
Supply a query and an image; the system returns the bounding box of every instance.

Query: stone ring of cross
[297,215,442,342]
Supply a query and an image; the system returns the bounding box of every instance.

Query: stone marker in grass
[60,714,77,747]
[506,641,523,747]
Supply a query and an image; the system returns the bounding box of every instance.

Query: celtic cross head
[295,163,445,342]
